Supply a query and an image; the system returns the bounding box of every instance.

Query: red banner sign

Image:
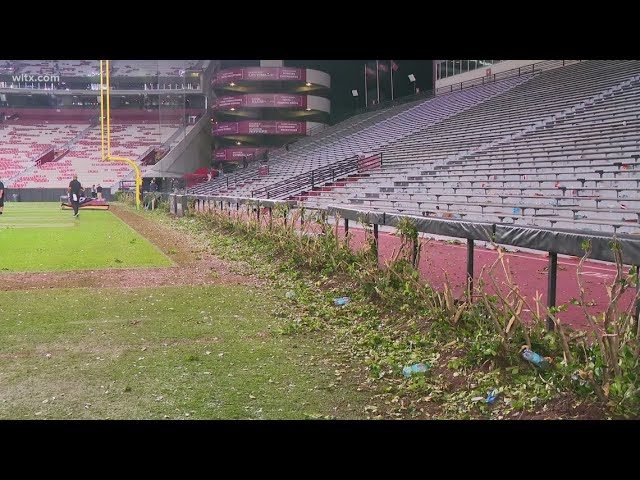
[214,147,268,161]
[213,94,306,110]
[212,67,306,85]
[213,121,306,135]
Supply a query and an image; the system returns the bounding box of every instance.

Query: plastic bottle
[333,297,351,306]
[522,348,549,368]
[402,363,429,377]
[486,389,499,404]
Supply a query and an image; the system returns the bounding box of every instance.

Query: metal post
[344,218,349,236]
[269,207,273,230]
[547,252,558,331]
[467,239,474,298]
[373,223,379,260]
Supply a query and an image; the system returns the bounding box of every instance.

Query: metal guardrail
[331,89,437,125]
[435,60,582,95]
[249,153,382,200]
[174,193,640,330]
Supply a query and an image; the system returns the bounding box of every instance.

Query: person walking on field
[0,178,5,215]
[68,174,84,218]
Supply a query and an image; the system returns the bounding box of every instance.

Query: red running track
[337,224,636,331]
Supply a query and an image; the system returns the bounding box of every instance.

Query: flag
[391,61,399,72]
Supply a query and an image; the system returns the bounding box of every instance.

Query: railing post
[373,223,379,261]
[563,60,565,67]
[269,207,273,230]
[344,218,349,237]
[547,252,558,331]
[467,238,474,299]
[518,67,521,76]
[226,177,229,189]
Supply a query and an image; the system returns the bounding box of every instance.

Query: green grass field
[0,285,365,419]
[0,202,172,271]
[0,203,367,419]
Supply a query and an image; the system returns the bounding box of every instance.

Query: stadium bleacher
[192,60,640,235]
[2,121,191,189]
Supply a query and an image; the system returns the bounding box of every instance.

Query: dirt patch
[0,205,264,291]
[516,396,606,420]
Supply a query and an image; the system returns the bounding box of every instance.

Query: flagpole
[376,60,380,103]
[364,63,368,108]
[390,60,394,101]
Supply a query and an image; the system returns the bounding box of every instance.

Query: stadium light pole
[99,60,142,209]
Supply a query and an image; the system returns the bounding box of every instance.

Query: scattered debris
[521,347,551,369]
[333,297,351,306]
[402,363,430,377]
[486,389,499,404]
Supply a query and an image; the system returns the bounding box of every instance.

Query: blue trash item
[486,389,499,404]
[285,291,296,299]
[522,348,550,368]
[513,207,520,215]
[333,297,351,306]
[402,363,430,377]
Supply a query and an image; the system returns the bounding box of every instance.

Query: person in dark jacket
[0,178,5,215]
[68,175,84,217]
